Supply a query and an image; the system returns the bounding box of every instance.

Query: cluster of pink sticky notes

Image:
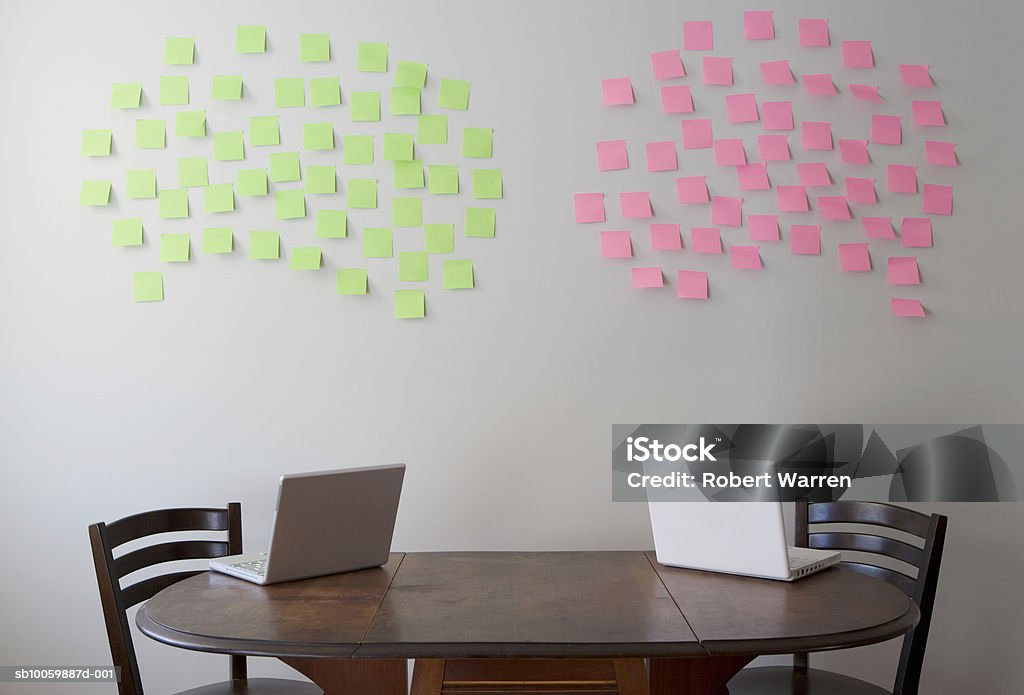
[863,217,896,240]
[846,177,877,204]
[803,74,837,96]
[632,267,664,288]
[891,298,925,317]
[703,57,734,86]
[922,183,953,215]
[601,230,633,258]
[802,121,832,150]
[799,18,830,47]
[714,138,746,166]
[849,84,882,103]
[901,217,933,247]
[762,101,793,130]
[887,256,921,285]
[791,225,821,255]
[839,138,870,165]
[925,141,957,166]
[729,245,762,269]
[887,164,917,194]
[650,223,682,250]
[839,243,871,271]
[681,118,713,148]
[596,139,628,171]
[758,134,790,161]
[661,85,694,113]
[749,214,780,241]
[777,185,809,212]
[737,162,770,191]
[842,40,874,68]
[620,191,652,218]
[743,10,775,40]
[818,196,851,220]
[692,227,722,254]
[650,50,685,80]
[646,141,678,171]
[913,100,945,126]
[676,175,709,204]
[899,64,933,88]
[683,20,714,50]
[711,195,743,226]
[726,93,759,123]
[871,114,902,145]
[574,193,605,223]
[678,270,709,299]
[601,78,634,106]
[797,162,831,187]
[760,60,794,85]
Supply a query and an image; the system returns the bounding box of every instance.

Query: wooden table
[137,551,918,695]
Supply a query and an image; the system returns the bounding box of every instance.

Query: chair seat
[177,677,323,695]
[727,666,891,695]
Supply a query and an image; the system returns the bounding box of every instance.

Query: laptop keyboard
[231,557,267,576]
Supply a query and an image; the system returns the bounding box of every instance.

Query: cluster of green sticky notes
[159,75,189,106]
[336,268,367,295]
[428,165,459,195]
[178,157,209,188]
[238,168,268,196]
[443,259,474,289]
[126,169,156,199]
[160,233,190,262]
[204,183,235,213]
[290,246,322,270]
[358,42,388,72]
[111,82,142,108]
[249,230,280,259]
[343,135,374,165]
[214,131,245,161]
[136,119,166,149]
[466,207,496,238]
[425,223,455,253]
[391,87,421,116]
[306,165,336,194]
[472,169,503,199]
[80,180,111,206]
[417,114,447,145]
[439,78,470,110]
[351,92,381,122]
[304,122,334,150]
[463,128,493,158]
[300,33,330,62]
[347,179,377,208]
[133,272,163,302]
[398,251,429,282]
[212,75,242,100]
[82,129,112,156]
[316,210,347,238]
[383,133,413,161]
[269,151,301,182]
[394,160,424,189]
[275,189,306,219]
[158,189,189,219]
[236,25,266,53]
[363,227,392,257]
[275,78,305,108]
[392,197,422,227]
[394,289,425,319]
[395,60,427,89]
[175,110,206,137]
[310,77,341,106]
[164,37,195,65]
[203,227,233,254]
[250,115,280,146]
[112,218,143,246]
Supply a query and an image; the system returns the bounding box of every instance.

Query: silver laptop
[647,501,840,581]
[210,464,405,585]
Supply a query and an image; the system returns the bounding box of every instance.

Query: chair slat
[808,532,923,567]
[807,501,931,538]
[121,571,204,609]
[113,540,230,578]
[841,561,917,597]
[104,508,229,548]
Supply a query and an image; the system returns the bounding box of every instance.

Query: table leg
[649,656,753,695]
[280,657,407,695]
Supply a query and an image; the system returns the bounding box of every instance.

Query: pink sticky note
[620,191,652,218]
[891,298,925,318]
[714,138,746,166]
[888,256,921,285]
[760,60,794,85]
[839,242,871,271]
[683,21,714,50]
[839,138,870,165]
[703,56,733,86]
[913,100,945,127]
[803,74,837,96]
[692,227,722,254]
[601,78,634,106]
[676,175,709,204]
[737,162,770,191]
[650,50,685,80]
[862,217,896,240]
[802,121,833,151]
[726,93,759,123]
[729,245,762,269]
[846,177,877,204]
[922,184,953,216]
[677,270,709,299]
[661,85,694,113]
[849,84,882,103]
[925,141,957,167]
[758,134,790,161]
[842,40,874,68]
[600,230,633,258]
[749,214,780,241]
[744,10,775,40]
[573,193,605,223]
[762,101,793,131]
[797,162,831,187]
[791,225,821,255]
[711,195,742,226]
[901,217,933,247]
[596,140,628,171]
[900,64,933,88]
[632,267,664,288]
[799,18,830,47]
[646,141,678,172]
[777,185,809,212]
[650,223,682,250]
[871,115,902,145]
[681,118,713,149]
[818,196,851,221]
[887,164,917,194]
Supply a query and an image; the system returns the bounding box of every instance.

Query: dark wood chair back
[88,504,247,695]
[794,500,947,695]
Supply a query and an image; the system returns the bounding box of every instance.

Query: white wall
[1,0,1022,692]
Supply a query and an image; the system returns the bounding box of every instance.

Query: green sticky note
[358,42,388,72]
[81,129,111,156]
[391,87,421,115]
[363,227,392,258]
[398,251,429,282]
[394,160,425,189]
[300,33,330,62]
[158,189,189,219]
[214,131,244,161]
[394,289,425,319]
[275,78,305,108]
[237,169,268,196]
[126,169,156,199]
[306,166,336,194]
[424,223,455,253]
[211,75,243,100]
[236,25,266,53]
[463,128,493,158]
[178,157,209,188]
[439,78,470,110]
[428,165,459,195]
[164,37,194,65]
[316,210,347,238]
[443,259,474,289]
[417,114,447,145]
[79,180,111,206]
[336,268,367,295]
[249,115,280,146]
[133,272,163,302]
[472,169,503,199]
[351,92,381,122]
[136,119,166,149]
[393,197,422,227]
[204,183,235,213]
[249,231,280,260]
[159,75,189,106]
[112,218,143,246]
[310,77,341,106]
[203,227,233,254]
[383,133,414,161]
[175,110,206,137]
[290,246,322,270]
[269,151,301,182]
[304,122,334,150]
[111,82,142,109]
[275,189,306,219]
[395,60,427,89]
[347,179,377,209]
[159,233,190,262]
[343,135,374,165]
[465,207,496,238]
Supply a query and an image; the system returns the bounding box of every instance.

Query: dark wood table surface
[137,551,918,695]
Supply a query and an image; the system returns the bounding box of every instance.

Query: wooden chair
[89,503,322,695]
[411,658,649,695]
[727,500,947,695]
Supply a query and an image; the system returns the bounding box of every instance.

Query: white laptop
[210,464,405,585]
[647,501,840,581]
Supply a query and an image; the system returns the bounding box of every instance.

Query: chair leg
[613,659,650,695]
[411,658,446,695]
